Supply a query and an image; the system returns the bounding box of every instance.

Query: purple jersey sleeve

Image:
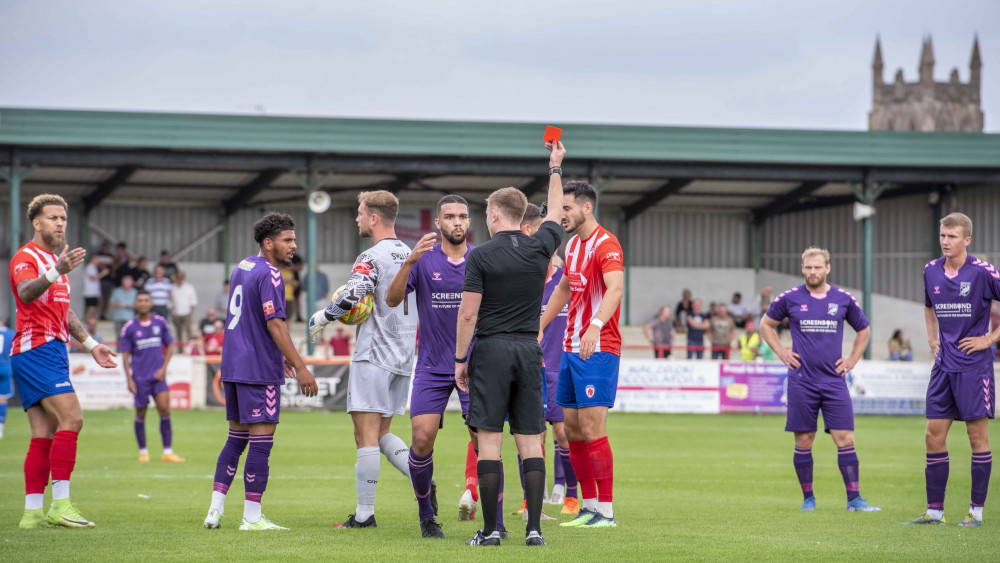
[974,258,1000,300]
[844,293,869,332]
[258,268,286,321]
[160,318,175,347]
[119,322,134,353]
[765,292,788,322]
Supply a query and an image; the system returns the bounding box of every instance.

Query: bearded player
[759,247,879,513]
[539,181,624,528]
[309,190,417,529]
[12,194,118,529]
[202,212,318,530]
[906,213,999,527]
[387,194,500,538]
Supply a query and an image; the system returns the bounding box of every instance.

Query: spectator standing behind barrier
[280,263,299,325]
[215,279,230,312]
[674,289,693,333]
[83,254,107,323]
[158,250,178,281]
[686,299,710,359]
[110,275,138,342]
[709,304,736,360]
[888,329,913,361]
[739,321,761,361]
[130,256,151,289]
[203,320,225,354]
[302,267,330,311]
[186,329,205,356]
[146,266,172,318]
[199,308,220,334]
[757,286,773,317]
[169,271,198,343]
[643,306,673,359]
[728,292,753,328]
[327,325,351,357]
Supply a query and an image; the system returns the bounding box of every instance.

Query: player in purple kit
[907,213,999,527]
[202,212,318,531]
[120,290,184,463]
[386,194,487,538]
[759,246,880,513]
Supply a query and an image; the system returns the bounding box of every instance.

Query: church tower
[868,35,984,132]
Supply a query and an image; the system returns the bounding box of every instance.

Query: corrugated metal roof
[2,107,1000,168]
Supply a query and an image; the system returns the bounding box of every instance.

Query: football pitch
[0,410,996,561]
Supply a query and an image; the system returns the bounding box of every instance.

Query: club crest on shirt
[960,281,971,297]
[153,326,160,335]
[586,385,595,398]
[136,330,143,337]
[800,304,808,312]
[432,272,442,281]
[827,303,838,316]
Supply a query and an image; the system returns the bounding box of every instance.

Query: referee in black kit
[455,140,566,547]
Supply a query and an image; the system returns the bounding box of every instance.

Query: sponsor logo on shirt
[55,381,71,388]
[960,281,971,297]
[827,304,838,316]
[239,260,256,271]
[14,262,30,274]
[353,261,373,275]
[263,300,276,315]
[605,251,621,262]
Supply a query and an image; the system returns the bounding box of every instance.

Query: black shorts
[466,333,545,435]
[84,297,99,308]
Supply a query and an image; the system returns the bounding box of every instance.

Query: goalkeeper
[308,190,418,529]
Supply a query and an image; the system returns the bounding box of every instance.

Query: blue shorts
[10,339,73,410]
[0,367,12,399]
[556,352,620,409]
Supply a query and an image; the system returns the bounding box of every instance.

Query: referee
[456,140,566,547]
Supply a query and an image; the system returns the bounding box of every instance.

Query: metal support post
[2,150,36,319]
[293,158,333,356]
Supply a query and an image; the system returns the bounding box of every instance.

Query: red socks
[587,436,614,503]
[465,440,479,502]
[50,430,79,481]
[24,438,53,494]
[569,439,597,500]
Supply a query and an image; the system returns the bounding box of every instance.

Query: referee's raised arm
[544,141,566,225]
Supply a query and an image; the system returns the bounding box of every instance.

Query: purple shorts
[133,378,170,408]
[410,371,469,426]
[785,376,854,433]
[926,364,995,421]
[224,381,280,424]
[545,369,563,423]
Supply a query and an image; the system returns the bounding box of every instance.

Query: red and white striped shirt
[9,241,71,355]
[562,224,624,356]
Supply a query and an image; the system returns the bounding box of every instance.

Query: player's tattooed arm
[67,309,90,343]
[16,278,54,305]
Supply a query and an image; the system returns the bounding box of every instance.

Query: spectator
[728,291,753,328]
[643,306,674,359]
[291,255,305,321]
[110,242,135,287]
[327,325,352,357]
[674,289,693,333]
[170,270,198,343]
[146,266,172,318]
[72,317,105,353]
[83,254,107,322]
[186,329,206,356]
[158,250,179,281]
[204,320,225,354]
[215,279,230,311]
[757,285,774,317]
[110,274,138,342]
[709,304,736,359]
[738,321,761,361]
[302,266,331,312]
[889,329,913,361]
[130,256,151,289]
[686,299,710,359]
[199,308,220,334]
[708,301,719,319]
[280,261,301,324]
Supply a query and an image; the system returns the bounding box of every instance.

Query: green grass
[0,410,997,561]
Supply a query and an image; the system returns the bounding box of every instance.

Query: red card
[543,126,562,143]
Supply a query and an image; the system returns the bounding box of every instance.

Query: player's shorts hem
[21,389,75,411]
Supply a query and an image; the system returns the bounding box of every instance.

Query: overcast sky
[1,0,996,131]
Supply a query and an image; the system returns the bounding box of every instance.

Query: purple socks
[971,451,992,508]
[135,417,146,450]
[160,416,173,450]
[925,451,949,511]
[793,447,813,500]
[244,435,273,503]
[213,430,249,493]
[409,450,435,520]
[837,446,860,502]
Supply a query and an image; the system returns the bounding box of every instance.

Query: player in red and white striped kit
[539,181,624,528]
